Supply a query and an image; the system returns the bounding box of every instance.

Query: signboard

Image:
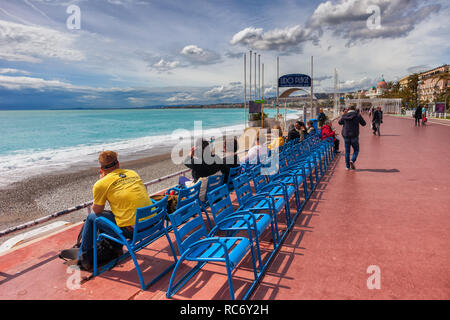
[435,102,445,113]
[249,100,261,113]
[278,74,311,88]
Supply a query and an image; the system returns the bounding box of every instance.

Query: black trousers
[415,117,421,126]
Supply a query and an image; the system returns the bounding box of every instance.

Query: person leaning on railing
[78,150,152,270]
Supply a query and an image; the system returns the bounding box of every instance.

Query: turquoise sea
[0,108,300,187]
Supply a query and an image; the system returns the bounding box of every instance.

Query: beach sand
[0,151,187,236]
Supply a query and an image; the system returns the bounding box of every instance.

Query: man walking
[338,106,367,170]
[372,106,383,136]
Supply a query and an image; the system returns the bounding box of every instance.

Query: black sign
[249,100,261,113]
[278,74,311,87]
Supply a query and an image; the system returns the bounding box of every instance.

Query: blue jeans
[344,137,360,168]
[79,210,132,258]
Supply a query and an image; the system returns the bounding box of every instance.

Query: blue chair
[226,165,243,191]
[168,181,213,228]
[166,200,258,300]
[232,173,286,244]
[252,170,297,228]
[207,184,272,270]
[92,195,178,290]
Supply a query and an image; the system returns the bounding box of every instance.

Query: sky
[0,0,449,109]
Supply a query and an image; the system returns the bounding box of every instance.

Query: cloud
[230,25,318,53]
[0,68,30,75]
[152,58,181,72]
[338,77,375,92]
[166,92,198,103]
[0,75,77,90]
[308,0,441,45]
[407,65,430,74]
[0,19,84,63]
[203,82,242,100]
[180,45,221,65]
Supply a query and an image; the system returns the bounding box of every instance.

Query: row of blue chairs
[91,133,336,299]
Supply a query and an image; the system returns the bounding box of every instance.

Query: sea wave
[0,122,246,187]
[0,110,301,188]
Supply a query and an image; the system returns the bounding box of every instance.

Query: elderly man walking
[338,106,367,170]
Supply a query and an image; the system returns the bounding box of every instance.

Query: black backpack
[59,220,123,270]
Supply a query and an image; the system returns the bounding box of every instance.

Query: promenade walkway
[0,115,449,300]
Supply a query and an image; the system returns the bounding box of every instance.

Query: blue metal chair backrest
[232,174,254,207]
[227,165,243,189]
[132,195,169,246]
[177,180,202,209]
[207,184,234,223]
[249,164,262,180]
[206,175,224,196]
[252,173,268,193]
[168,200,208,254]
[279,154,289,173]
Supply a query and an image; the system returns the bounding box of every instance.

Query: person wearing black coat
[287,121,301,142]
[184,139,221,182]
[338,106,367,170]
[372,107,383,136]
[414,106,422,126]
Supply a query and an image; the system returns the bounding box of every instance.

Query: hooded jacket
[338,110,367,138]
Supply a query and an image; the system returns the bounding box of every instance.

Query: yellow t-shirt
[268,136,284,150]
[93,169,151,227]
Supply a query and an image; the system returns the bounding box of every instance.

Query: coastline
[0,108,303,236]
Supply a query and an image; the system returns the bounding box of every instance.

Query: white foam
[0,123,246,188]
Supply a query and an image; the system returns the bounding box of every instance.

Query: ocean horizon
[0,107,300,187]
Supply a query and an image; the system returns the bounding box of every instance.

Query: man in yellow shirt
[78,151,151,270]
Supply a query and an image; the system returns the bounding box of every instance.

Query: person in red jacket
[321,120,340,153]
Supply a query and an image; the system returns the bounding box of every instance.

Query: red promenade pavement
[0,115,449,300]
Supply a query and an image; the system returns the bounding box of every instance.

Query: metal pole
[249,50,252,102]
[261,63,264,128]
[254,52,257,102]
[244,53,247,129]
[262,63,264,101]
[277,56,279,120]
[258,54,261,100]
[310,56,314,119]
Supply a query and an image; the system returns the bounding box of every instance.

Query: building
[418,64,449,103]
[366,78,388,99]
[398,75,411,91]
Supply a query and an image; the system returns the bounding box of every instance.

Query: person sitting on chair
[78,150,152,270]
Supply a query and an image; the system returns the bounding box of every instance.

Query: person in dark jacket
[287,122,300,141]
[338,106,367,170]
[318,108,327,127]
[372,106,383,136]
[184,139,221,181]
[414,105,422,126]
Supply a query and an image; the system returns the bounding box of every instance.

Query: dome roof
[377,78,388,89]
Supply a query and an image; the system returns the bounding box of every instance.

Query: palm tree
[433,71,450,111]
